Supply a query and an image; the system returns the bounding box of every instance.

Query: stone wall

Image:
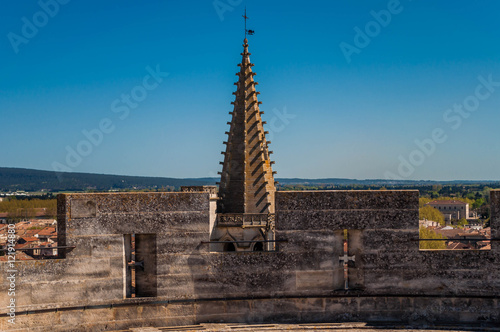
[0,192,212,331]
[1,190,499,331]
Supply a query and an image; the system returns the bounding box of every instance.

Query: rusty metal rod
[412,238,499,242]
[0,245,75,252]
[200,240,287,244]
[3,293,500,318]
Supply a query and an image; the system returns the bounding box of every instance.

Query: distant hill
[0,167,497,192]
[0,167,214,192]
[275,178,495,185]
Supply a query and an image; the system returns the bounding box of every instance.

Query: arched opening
[253,241,264,251]
[224,242,236,252]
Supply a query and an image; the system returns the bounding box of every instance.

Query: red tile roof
[38,227,56,236]
[19,236,39,242]
[14,243,30,250]
[427,200,467,206]
[447,242,473,250]
[20,229,40,237]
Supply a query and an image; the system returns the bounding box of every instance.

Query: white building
[426,200,469,221]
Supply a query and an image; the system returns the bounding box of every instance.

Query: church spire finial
[243,7,254,39]
[243,7,248,39]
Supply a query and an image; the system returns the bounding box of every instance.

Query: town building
[426,200,469,221]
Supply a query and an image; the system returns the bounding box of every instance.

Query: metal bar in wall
[200,239,288,244]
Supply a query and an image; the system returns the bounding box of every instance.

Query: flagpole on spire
[243,7,248,38]
[243,7,254,38]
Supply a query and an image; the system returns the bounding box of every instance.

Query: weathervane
[243,7,255,38]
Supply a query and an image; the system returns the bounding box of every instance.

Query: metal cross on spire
[243,7,254,38]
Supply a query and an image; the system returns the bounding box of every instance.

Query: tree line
[0,198,56,220]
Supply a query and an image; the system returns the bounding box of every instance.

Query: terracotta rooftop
[434,228,463,238]
[20,236,39,242]
[447,242,473,250]
[20,229,41,237]
[14,243,30,250]
[426,200,467,206]
[39,227,56,236]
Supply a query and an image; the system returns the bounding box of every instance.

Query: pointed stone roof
[218,38,276,214]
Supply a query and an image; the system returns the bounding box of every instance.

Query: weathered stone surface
[1,190,499,330]
[278,230,343,253]
[277,209,418,230]
[276,190,419,211]
[295,270,342,290]
[71,199,97,218]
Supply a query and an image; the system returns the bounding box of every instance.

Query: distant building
[426,200,469,221]
[467,219,484,230]
[419,219,440,228]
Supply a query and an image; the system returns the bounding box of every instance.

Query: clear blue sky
[2,0,500,181]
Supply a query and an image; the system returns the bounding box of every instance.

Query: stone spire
[218,38,276,214]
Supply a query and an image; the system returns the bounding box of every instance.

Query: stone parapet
[217,213,274,228]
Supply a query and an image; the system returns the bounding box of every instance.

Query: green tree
[482,187,492,203]
[472,198,486,210]
[419,197,432,208]
[419,205,445,226]
[420,227,447,250]
[456,218,468,227]
[0,198,57,220]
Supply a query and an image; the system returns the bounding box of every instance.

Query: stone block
[137,304,168,319]
[225,300,251,314]
[81,307,115,324]
[137,192,209,212]
[324,297,358,313]
[296,270,341,291]
[113,305,138,322]
[166,302,196,317]
[362,229,419,251]
[156,232,208,255]
[30,279,87,305]
[85,277,123,302]
[70,199,97,219]
[195,301,226,316]
[278,230,342,253]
